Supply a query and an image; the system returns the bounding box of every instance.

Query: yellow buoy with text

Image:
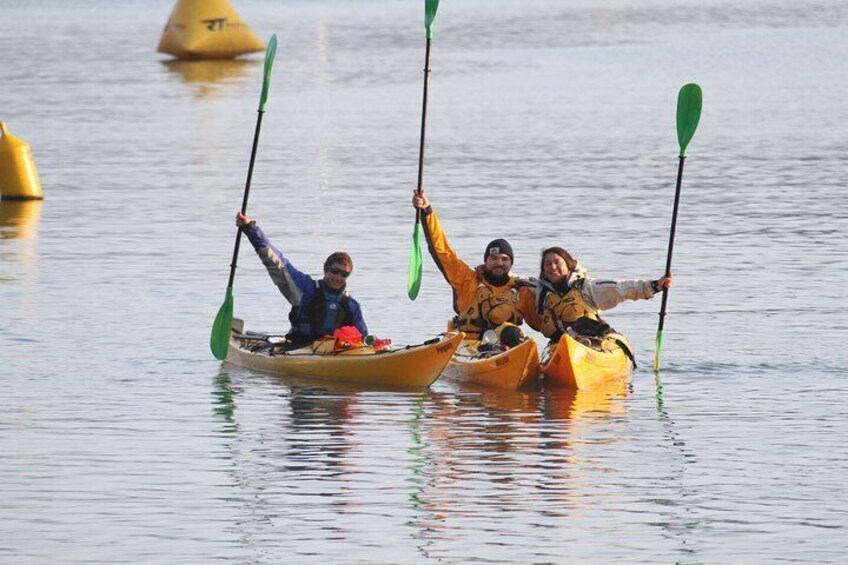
[0,122,44,201]
[157,0,265,60]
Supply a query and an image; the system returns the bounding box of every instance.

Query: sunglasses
[328,267,351,278]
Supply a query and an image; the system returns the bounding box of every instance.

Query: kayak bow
[541,331,635,390]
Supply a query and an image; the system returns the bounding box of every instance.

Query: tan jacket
[527,268,657,338]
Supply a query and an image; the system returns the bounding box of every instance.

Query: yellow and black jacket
[420,207,535,338]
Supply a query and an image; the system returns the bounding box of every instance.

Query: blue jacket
[244,223,368,340]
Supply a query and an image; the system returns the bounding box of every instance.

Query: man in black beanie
[412,189,534,344]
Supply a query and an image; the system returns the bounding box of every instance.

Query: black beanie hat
[484,238,514,263]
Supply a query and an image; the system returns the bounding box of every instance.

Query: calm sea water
[2,0,847,563]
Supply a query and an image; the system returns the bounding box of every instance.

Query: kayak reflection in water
[411,189,535,347]
[527,246,672,342]
[236,211,368,348]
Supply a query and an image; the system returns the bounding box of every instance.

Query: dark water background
[2,0,847,562]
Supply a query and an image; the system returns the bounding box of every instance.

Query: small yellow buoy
[157,0,265,60]
[0,122,44,201]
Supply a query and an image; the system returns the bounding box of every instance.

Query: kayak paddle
[210,34,278,360]
[653,83,703,372]
[408,0,440,300]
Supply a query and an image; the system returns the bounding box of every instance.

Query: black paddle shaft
[227,109,266,288]
[656,155,686,332]
[417,36,433,194]
[414,36,433,223]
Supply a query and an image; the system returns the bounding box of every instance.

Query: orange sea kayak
[541,331,635,390]
[442,338,541,390]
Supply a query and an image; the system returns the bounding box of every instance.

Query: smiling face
[542,252,570,284]
[323,262,351,291]
[484,253,512,278]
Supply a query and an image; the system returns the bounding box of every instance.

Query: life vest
[288,281,354,342]
[454,278,526,337]
[536,280,600,338]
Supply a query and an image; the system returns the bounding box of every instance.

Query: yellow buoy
[0,122,44,201]
[157,0,265,60]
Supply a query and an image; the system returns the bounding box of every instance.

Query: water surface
[1,1,847,563]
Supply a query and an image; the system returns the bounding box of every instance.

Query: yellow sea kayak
[442,338,541,390]
[541,331,635,390]
[226,319,464,387]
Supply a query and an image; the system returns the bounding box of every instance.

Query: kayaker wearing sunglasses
[236,211,368,348]
[527,246,672,342]
[411,190,535,346]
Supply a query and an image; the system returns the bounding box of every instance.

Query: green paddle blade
[425,0,440,38]
[676,83,702,157]
[653,329,664,372]
[210,286,234,360]
[259,34,278,112]
[408,220,423,300]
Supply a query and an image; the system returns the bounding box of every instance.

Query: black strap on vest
[612,337,637,369]
[461,277,527,334]
[288,280,353,341]
[535,277,580,315]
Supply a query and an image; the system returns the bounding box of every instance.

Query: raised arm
[580,275,672,311]
[236,212,316,307]
[413,190,477,295]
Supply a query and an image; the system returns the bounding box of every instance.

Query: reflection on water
[160,59,258,98]
[408,382,638,561]
[0,200,41,287]
[208,370,643,562]
[462,384,544,419]
[543,380,630,421]
[211,372,239,432]
[0,199,42,240]
[647,371,700,559]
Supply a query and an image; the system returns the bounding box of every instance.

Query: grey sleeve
[580,278,656,312]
